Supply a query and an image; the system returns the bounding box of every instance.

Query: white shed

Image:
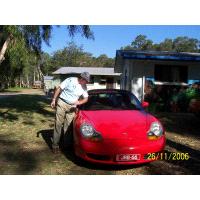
[52,67,121,90]
[115,50,200,101]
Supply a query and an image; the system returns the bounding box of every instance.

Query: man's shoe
[52,146,60,154]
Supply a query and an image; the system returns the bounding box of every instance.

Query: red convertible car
[73,89,165,165]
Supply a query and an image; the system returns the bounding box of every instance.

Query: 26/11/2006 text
[146,152,190,160]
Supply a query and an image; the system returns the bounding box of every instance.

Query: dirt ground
[0,89,199,175]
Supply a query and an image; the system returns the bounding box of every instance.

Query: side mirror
[141,101,149,108]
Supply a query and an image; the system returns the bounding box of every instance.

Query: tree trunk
[37,62,44,80]
[37,72,39,81]
[21,78,24,87]
[33,69,36,83]
[26,74,30,88]
[19,75,22,88]
[0,35,12,65]
[37,62,44,88]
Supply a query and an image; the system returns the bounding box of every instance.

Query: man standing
[50,72,90,153]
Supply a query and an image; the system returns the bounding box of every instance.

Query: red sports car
[73,89,165,165]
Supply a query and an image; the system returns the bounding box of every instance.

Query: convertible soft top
[88,89,129,94]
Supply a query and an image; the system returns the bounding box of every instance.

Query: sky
[42,25,200,58]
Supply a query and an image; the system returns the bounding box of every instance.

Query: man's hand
[74,100,80,106]
[74,97,88,106]
[51,99,56,109]
[50,87,61,109]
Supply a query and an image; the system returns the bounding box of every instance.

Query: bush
[144,83,200,113]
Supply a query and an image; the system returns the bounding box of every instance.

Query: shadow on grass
[37,129,53,150]
[165,138,200,174]
[166,138,200,160]
[157,112,200,138]
[144,138,200,175]
[0,90,21,93]
[0,94,54,122]
[0,109,19,121]
[0,135,38,174]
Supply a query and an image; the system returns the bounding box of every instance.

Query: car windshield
[80,90,143,111]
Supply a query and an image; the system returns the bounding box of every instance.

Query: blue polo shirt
[59,77,88,104]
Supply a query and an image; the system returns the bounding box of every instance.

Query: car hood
[79,110,149,140]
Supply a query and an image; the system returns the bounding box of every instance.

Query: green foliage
[185,87,200,100]
[0,25,94,88]
[7,35,28,68]
[173,37,199,52]
[67,25,94,40]
[45,42,114,74]
[120,45,134,50]
[131,35,154,50]
[95,54,114,67]
[156,39,174,51]
[1,25,93,55]
[40,52,53,75]
[121,34,200,52]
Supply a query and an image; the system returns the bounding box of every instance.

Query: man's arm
[51,86,62,108]
[74,97,88,106]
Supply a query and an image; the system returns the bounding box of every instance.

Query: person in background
[50,72,90,153]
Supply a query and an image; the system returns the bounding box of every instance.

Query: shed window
[90,76,94,84]
[100,77,106,85]
[155,64,188,83]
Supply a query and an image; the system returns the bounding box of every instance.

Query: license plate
[116,154,141,161]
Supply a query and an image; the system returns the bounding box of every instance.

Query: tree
[121,35,200,53]
[0,25,93,88]
[173,36,199,52]
[50,42,85,68]
[48,42,114,72]
[154,39,174,51]
[120,45,134,50]
[40,52,54,75]
[131,35,153,50]
[0,26,50,65]
[0,25,93,65]
[95,54,114,67]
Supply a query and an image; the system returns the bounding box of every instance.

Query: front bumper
[74,137,166,165]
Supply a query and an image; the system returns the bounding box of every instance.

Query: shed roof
[44,76,54,80]
[116,50,200,61]
[52,67,121,76]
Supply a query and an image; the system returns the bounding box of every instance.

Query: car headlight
[80,123,102,141]
[80,124,94,137]
[148,121,163,139]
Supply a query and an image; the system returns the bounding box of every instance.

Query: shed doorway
[106,77,114,89]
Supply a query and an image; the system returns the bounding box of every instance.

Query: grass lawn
[0,90,200,174]
[1,87,28,92]
[0,93,116,174]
